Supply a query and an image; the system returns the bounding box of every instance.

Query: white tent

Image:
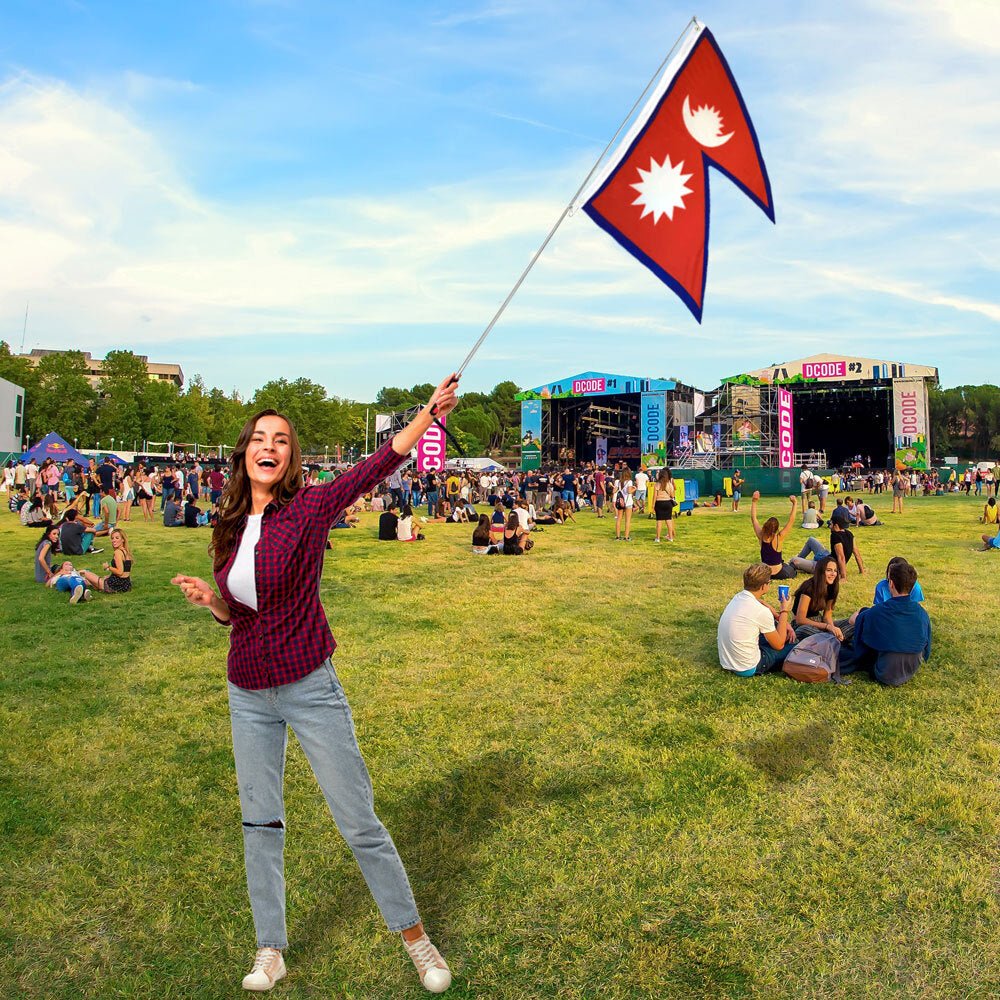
[445,457,508,472]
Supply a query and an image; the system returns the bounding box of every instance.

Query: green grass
[2,494,998,999]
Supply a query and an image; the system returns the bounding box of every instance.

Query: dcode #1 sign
[418,419,446,472]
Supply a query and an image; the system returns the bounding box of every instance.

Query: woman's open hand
[171,574,216,608]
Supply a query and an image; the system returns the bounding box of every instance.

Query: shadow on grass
[293,748,612,962]
[744,720,837,784]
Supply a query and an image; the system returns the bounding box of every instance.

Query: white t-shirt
[634,471,649,492]
[227,514,262,611]
[801,508,820,528]
[800,470,811,490]
[717,590,776,672]
[397,515,413,541]
[512,506,530,531]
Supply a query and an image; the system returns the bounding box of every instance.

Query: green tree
[142,380,182,444]
[30,350,97,446]
[207,387,248,446]
[173,375,212,444]
[252,378,334,452]
[94,350,148,447]
[487,380,521,451]
[450,405,498,453]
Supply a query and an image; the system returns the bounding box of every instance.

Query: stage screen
[792,385,894,468]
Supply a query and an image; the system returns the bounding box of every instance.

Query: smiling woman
[171,373,459,994]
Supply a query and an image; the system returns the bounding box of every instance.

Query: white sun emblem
[630,154,693,224]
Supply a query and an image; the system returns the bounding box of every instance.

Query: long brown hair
[794,556,839,616]
[210,409,303,572]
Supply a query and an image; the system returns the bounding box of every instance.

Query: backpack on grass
[783,631,846,684]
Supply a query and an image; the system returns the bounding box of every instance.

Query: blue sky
[0,0,997,400]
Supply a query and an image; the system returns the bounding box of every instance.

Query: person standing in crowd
[613,468,635,541]
[731,469,744,512]
[633,466,649,516]
[424,468,440,518]
[13,459,26,493]
[25,457,39,496]
[653,468,676,543]
[592,466,606,518]
[171,375,458,994]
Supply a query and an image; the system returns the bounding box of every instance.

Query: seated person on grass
[378,500,400,540]
[46,561,91,604]
[396,504,424,542]
[163,496,184,527]
[9,485,29,513]
[332,509,361,528]
[981,523,1000,551]
[801,501,824,529]
[502,512,532,555]
[93,486,117,537]
[873,556,925,604]
[849,497,880,526]
[58,508,100,555]
[981,497,999,525]
[832,497,856,525]
[830,514,866,580]
[20,497,52,528]
[471,514,500,555]
[424,499,452,524]
[717,562,797,677]
[183,494,201,527]
[551,497,576,524]
[750,493,828,579]
[792,556,853,642]
[844,560,930,687]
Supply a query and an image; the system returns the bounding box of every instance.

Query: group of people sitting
[34,520,134,604]
[718,555,930,687]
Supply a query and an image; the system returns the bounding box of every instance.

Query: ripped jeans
[227,659,420,949]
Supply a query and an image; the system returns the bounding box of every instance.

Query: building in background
[15,349,184,391]
[0,375,26,455]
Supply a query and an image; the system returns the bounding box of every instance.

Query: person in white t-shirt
[633,469,649,515]
[799,467,812,497]
[717,562,797,677]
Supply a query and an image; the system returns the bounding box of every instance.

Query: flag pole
[452,15,702,379]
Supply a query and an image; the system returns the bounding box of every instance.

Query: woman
[503,511,529,554]
[136,469,156,522]
[749,492,827,578]
[171,375,457,994]
[489,502,506,544]
[653,469,676,543]
[613,468,635,541]
[81,527,133,593]
[396,503,424,542]
[981,497,998,525]
[892,471,905,514]
[119,467,135,522]
[35,525,60,584]
[792,556,853,641]
[471,513,499,554]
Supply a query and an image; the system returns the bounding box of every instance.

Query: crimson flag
[580,25,773,322]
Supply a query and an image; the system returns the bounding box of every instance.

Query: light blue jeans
[790,536,830,571]
[227,659,420,949]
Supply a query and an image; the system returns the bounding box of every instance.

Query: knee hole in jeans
[243,820,284,829]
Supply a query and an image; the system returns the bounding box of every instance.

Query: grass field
[2,493,999,999]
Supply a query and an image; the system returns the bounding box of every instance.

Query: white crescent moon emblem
[682,95,734,148]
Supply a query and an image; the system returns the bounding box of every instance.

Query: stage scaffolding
[688,382,825,470]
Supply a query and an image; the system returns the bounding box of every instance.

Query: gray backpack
[783,632,846,684]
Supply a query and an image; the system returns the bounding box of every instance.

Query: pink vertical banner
[417,416,447,473]
[777,389,794,469]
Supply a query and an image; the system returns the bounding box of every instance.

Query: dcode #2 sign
[418,420,446,472]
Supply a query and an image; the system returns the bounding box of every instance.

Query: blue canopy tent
[21,432,93,467]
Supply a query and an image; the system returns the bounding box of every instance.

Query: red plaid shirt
[214,439,405,689]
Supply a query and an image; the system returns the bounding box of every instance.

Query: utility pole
[20,302,29,353]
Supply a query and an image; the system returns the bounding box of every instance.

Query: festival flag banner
[417,415,447,473]
[578,24,773,322]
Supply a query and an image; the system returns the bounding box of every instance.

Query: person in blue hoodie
[873,556,925,604]
[846,560,931,686]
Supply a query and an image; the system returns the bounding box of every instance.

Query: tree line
[929,384,1000,458]
[0,343,525,457]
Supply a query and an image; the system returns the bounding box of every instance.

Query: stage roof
[516,370,676,401]
[741,353,939,385]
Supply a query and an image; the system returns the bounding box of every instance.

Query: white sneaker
[242,947,286,991]
[70,584,84,604]
[403,933,452,993]
[83,589,94,601]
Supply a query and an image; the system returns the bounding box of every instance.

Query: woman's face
[824,562,838,585]
[47,528,58,543]
[246,415,292,493]
[111,531,123,549]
